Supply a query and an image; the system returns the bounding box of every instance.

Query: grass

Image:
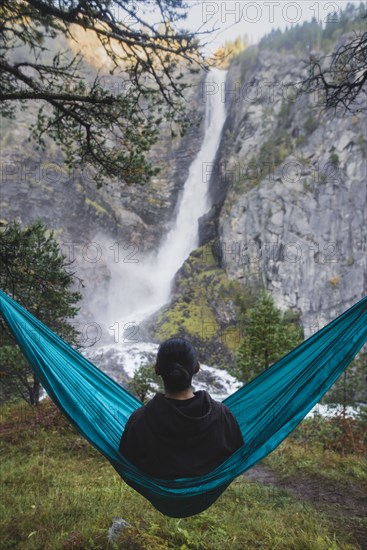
[265,439,367,483]
[1,400,364,549]
[264,416,367,482]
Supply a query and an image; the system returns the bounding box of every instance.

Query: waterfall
[148,68,228,312]
[84,69,242,400]
[106,68,228,328]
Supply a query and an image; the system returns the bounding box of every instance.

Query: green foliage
[127,364,163,403]
[0,221,81,405]
[235,96,296,192]
[0,345,30,402]
[258,2,366,56]
[329,151,340,166]
[323,350,367,412]
[238,44,259,82]
[260,128,292,165]
[266,416,367,477]
[237,128,293,191]
[289,414,367,455]
[236,291,303,382]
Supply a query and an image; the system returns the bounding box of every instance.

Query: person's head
[155,337,200,394]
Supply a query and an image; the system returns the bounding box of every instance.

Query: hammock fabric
[1,289,366,518]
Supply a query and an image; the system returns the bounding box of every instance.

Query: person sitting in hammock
[119,337,244,479]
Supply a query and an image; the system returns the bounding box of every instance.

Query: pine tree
[236,291,303,382]
[323,349,367,415]
[127,365,162,403]
[0,221,82,405]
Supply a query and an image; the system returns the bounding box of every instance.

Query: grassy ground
[1,400,365,549]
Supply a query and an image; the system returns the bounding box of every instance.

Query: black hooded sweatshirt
[119,390,244,479]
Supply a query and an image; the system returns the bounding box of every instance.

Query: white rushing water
[85,69,238,399]
[104,68,228,328]
[86,340,242,402]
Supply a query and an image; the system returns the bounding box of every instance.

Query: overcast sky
[180,0,362,54]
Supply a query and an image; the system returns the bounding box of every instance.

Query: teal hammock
[1,289,366,518]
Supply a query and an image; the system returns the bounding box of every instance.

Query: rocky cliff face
[213,48,367,334]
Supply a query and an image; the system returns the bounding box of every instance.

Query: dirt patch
[245,465,367,549]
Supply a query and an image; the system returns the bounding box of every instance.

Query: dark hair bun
[167,363,191,391]
[156,338,198,393]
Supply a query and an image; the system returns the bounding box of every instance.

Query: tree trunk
[30,374,41,406]
[342,371,347,419]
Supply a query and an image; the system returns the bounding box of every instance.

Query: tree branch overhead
[0,0,209,187]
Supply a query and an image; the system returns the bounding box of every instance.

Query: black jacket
[119,390,244,479]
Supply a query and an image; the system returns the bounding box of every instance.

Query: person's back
[119,337,244,479]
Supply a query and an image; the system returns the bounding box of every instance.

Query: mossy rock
[151,241,244,368]
[84,197,112,217]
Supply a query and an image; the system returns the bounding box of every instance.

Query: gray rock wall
[216,48,367,334]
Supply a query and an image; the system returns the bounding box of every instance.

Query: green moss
[153,241,244,366]
[220,325,242,351]
[295,134,307,147]
[155,294,219,341]
[329,152,339,166]
[235,129,293,192]
[319,173,328,185]
[147,196,162,207]
[84,197,110,217]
